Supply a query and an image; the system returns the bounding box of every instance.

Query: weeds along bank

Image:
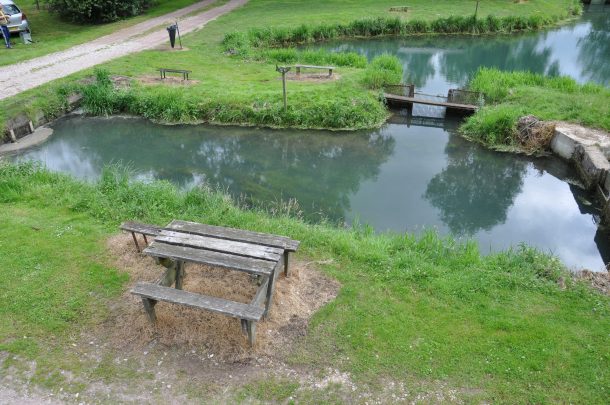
[0,0,584,133]
[461,68,610,152]
[1,162,609,403]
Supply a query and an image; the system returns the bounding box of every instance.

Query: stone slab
[551,123,610,160]
[575,145,610,190]
[0,126,53,155]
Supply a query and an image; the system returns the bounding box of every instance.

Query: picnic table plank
[143,242,275,276]
[156,230,283,262]
[132,282,264,321]
[167,220,300,251]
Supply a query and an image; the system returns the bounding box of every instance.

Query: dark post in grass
[276,65,291,112]
[474,0,480,19]
[176,20,183,50]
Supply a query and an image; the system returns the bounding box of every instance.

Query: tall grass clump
[460,105,524,146]
[223,4,581,50]
[362,54,403,89]
[260,48,367,68]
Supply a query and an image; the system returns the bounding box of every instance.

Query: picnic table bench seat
[294,64,335,77]
[120,221,162,252]
[132,282,264,345]
[158,68,192,80]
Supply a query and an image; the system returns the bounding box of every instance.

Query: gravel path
[0,0,248,101]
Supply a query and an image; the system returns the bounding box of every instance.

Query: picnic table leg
[284,251,290,277]
[246,321,257,346]
[175,260,185,290]
[142,298,158,323]
[130,232,141,253]
[263,260,281,318]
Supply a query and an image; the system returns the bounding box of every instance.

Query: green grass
[461,68,610,149]
[0,0,582,131]
[0,162,608,403]
[0,0,213,66]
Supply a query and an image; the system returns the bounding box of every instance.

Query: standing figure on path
[0,8,11,49]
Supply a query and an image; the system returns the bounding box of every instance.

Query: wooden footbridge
[384,85,482,114]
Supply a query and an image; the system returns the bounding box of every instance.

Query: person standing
[0,8,11,49]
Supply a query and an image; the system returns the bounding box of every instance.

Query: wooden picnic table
[131,220,299,346]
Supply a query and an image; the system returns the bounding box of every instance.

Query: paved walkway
[0,0,248,100]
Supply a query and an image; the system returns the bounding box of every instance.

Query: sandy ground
[0,0,249,100]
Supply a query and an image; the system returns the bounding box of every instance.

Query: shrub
[46,0,152,23]
[362,54,403,89]
[460,105,524,145]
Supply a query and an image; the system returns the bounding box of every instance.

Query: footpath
[0,0,248,101]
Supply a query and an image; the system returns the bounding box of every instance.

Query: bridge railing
[384,84,415,97]
[447,89,485,106]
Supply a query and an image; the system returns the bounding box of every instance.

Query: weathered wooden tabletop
[143,220,297,276]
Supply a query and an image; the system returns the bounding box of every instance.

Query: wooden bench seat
[132,282,264,345]
[294,64,335,77]
[158,68,192,80]
[120,221,162,252]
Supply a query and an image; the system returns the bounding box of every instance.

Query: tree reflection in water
[578,8,610,86]
[424,134,527,236]
[20,117,395,224]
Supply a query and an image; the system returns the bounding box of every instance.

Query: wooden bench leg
[246,320,256,346]
[263,261,281,318]
[130,231,141,253]
[284,251,290,277]
[296,67,301,76]
[329,69,333,77]
[175,261,185,290]
[142,298,158,323]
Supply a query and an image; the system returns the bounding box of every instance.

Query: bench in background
[158,68,192,80]
[295,64,335,77]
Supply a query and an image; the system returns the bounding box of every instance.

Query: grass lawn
[0,163,608,403]
[0,0,213,66]
[0,0,581,131]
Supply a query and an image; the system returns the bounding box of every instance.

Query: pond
[14,115,608,271]
[10,5,610,271]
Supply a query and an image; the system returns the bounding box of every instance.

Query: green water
[16,115,607,271]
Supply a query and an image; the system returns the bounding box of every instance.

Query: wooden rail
[383,93,478,112]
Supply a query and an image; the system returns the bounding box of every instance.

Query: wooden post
[474,0,479,19]
[276,65,291,112]
[175,261,185,290]
[176,20,183,50]
[142,298,158,323]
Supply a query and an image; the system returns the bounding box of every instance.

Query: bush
[361,54,403,89]
[460,105,524,146]
[46,0,152,23]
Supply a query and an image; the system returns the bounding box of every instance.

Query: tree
[46,0,152,24]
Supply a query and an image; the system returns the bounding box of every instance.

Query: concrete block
[552,123,610,160]
[550,129,579,160]
[575,145,610,190]
[604,171,610,197]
